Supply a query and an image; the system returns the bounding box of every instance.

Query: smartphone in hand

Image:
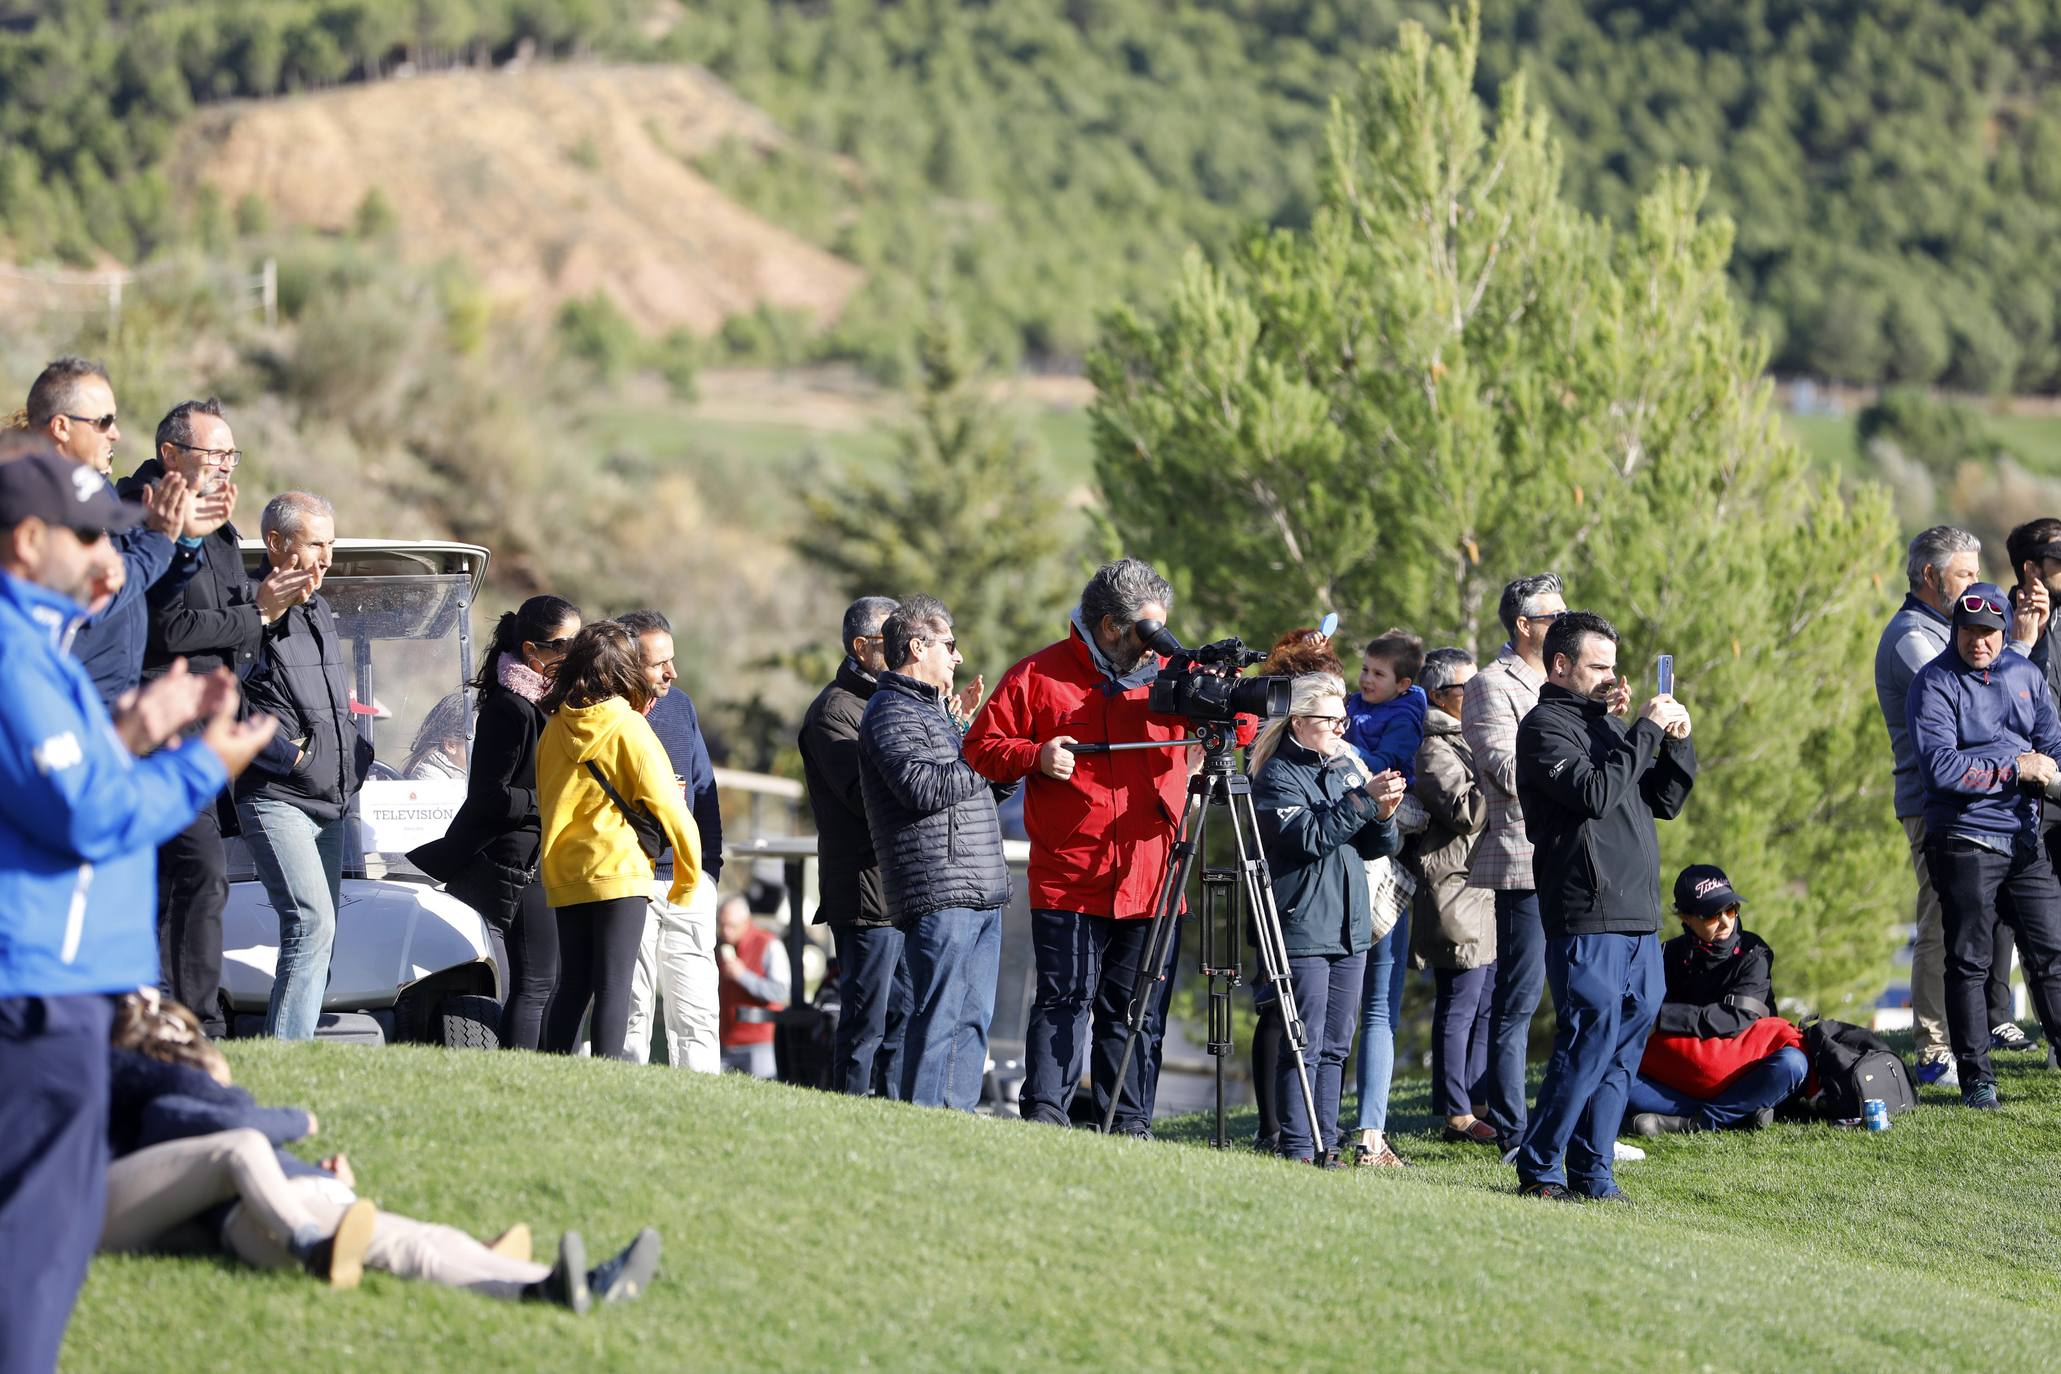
[1656,654,1674,697]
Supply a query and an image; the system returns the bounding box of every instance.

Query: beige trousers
[100,1129,548,1299]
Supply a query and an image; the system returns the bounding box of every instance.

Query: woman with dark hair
[402,690,473,782]
[537,621,702,1060]
[410,594,580,1050]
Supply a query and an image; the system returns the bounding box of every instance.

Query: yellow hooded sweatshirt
[537,695,701,909]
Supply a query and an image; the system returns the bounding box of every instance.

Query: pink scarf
[497,652,549,704]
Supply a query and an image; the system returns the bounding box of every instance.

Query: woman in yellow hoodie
[537,622,701,1060]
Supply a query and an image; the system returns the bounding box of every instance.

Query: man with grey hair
[801,595,919,1096]
[859,595,1014,1109]
[1462,571,1568,1155]
[964,557,1190,1135]
[1875,525,2026,1084]
[236,491,373,1039]
[125,398,309,1037]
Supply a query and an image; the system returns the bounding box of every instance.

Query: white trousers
[624,873,722,1073]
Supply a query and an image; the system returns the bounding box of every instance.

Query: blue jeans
[1627,1046,1809,1130]
[899,906,1004,1110]
[1516,932,1663,1195]
[1279,952,1367,1160]
[1353,907,1411,1133]
[1021,910,1176,1133]
[239,797,347,1041]
[833,923,913,1099]
[1481,889,1545,1141]
[0,995,111,1374]
[1432,961,1498,1119]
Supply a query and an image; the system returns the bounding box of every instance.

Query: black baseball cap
[1951,582,2010,633]
[0,451,142,537]
[1673,863,1742,918]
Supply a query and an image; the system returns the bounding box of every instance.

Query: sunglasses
[1960,592,2007,617]
[924,637,959,654]
[534,636,574,652]
[1520,609,1563,624]
[62,412,117,433]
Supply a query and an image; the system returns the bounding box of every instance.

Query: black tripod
[1081,721,1318,1148]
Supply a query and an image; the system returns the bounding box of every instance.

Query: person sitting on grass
[101,993,659,1313]
[1626,866,1808,1136]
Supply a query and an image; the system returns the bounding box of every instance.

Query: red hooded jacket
[962,628,1190,919]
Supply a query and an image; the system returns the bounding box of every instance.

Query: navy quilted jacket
[857,672,1015,922]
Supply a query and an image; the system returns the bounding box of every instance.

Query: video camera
[1135,620,1290,723]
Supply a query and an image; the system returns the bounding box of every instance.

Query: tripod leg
[1100,779,1207,1134]
[1226,787,1321,1150]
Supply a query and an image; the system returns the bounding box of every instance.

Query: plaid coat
[1459,646,1542,890]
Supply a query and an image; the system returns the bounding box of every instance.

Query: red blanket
[1639,1016,1805,1098]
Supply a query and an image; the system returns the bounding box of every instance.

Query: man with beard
[963,558,1190,1136]
[1511,611,1695,1202]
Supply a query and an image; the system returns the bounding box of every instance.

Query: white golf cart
[220,539,502,1047]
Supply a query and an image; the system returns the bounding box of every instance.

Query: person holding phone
[1511,611,1695,1202]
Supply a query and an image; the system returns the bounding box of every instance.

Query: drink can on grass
[1863,1098,1891,1132]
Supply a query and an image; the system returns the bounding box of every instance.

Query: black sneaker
[1962,1081,2003,1110]
[1630,1112,1697,1137]
[524,1231,592,1315]
[1580,1188,1633,1205]
[1517,1181,1578,1202]
[301,1199,376,1290]
[1992,1022,2041,1052]
[588,1228,661,1305]
[1744,1107,1776,1131]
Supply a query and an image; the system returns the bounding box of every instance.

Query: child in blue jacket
[1346,629,1428,782]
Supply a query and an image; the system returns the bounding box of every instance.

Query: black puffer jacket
[123,457,264,682]
[235,584,373,822]
[1653,927,1776,1038]
[409,673,545,923]
[799,658,890,927]
[857,671,1015,922]
[1515,684,1696,938]
[1253,735,1401,959]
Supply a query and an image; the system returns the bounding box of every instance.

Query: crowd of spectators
[8,349,2061,1367]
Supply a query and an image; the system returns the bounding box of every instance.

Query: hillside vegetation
[62,1041,2061,1373]
[12,1,2061,387]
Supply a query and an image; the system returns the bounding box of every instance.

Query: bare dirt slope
[170,63,861,334]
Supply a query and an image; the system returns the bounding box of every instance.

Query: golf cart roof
[239,538,491,600]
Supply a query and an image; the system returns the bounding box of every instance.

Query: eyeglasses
[167,441,240,469]
[62,412,117,433]
[1297,713,1349,730]
[1960,592,2007,617]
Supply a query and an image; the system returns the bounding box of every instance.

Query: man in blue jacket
[0,447,276,1374]
[616,608,726,1073]
[1907,583,2061,1108]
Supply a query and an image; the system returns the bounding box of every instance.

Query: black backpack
[1802,1019,1917,1120]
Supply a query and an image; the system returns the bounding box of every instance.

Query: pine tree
[795,307,1077,685]
[1086,7,1904,1013]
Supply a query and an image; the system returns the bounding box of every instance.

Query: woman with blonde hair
[1250,673,1407,1165]
[537,621,702,1060]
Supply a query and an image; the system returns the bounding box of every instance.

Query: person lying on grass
[1626,865,1808,1136]
[99,992,658,1314]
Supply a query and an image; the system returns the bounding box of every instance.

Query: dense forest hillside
[7,0,2061,387]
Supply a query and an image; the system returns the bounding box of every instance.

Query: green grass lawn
[65,1040,2061,1372]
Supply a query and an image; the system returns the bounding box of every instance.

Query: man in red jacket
[963,558,1190,1135]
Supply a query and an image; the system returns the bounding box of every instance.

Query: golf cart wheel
[439,995,501,1050]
